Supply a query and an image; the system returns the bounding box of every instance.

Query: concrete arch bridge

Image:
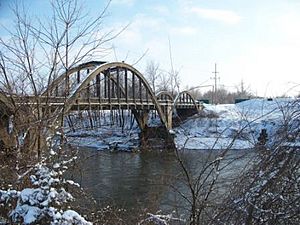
[0,61,202,148]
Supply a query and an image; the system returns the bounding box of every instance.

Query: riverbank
[66,98,300,151]
[175,98,300,149]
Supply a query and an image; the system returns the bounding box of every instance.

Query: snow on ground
[175,98,299,150]
[65,110,164,151]
[65,110,141,151]
[65,98,299,151]
[67,127,140,151]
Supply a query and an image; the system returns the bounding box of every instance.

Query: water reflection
[68,148,254,213]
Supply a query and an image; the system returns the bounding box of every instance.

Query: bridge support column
[132,108,175,150]
[166,103,173,130]
[139,126,175,151]
[133,109,149,130]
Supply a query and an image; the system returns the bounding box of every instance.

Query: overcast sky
[1,0,300,96]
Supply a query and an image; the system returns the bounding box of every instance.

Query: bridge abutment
[139,126,176,150]
[173,108,199,126]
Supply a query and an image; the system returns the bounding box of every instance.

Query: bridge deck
[17,96,199,111]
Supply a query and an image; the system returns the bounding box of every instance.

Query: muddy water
[68,148,254,215]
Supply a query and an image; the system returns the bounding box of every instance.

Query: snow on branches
[0,160,91,225]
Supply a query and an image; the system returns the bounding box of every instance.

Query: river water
[68,147,255,220]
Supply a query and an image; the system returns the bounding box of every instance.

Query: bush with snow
[0,159,91,225]
[139,212,184,225]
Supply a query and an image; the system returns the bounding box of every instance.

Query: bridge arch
[174,91,200,119]
[156,91,174,103]
[51,62,170,130]
[174,91,198,108]
[43,61,106,96]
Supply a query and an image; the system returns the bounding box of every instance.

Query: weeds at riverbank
[214,146,300,225]
[145,98,300,225]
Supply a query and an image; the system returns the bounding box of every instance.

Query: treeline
[190,86,254,104]
[144,60,253,104]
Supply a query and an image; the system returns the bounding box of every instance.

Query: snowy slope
[174,98,299,150]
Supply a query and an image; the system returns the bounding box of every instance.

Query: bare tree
[170,127,253,225]
[214,147,300,225]
[0,1,122,223]
[210,99,300,225]
[0,0,120,156]
[160,98,300,225]
[197,86,254,104]
[164,36,181,96]
[145,60,161,94]
[235,79,253,99]
[154,69,181,97]
[169,69,181,96]
[156,71,171,93]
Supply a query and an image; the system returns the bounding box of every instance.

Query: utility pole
[212,63,219,104]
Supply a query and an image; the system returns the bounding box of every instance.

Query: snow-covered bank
[64,110,141,151]
[65,111,165,151]
[67,127,140,151]
[175,98,300,150]
[65,98,299,151]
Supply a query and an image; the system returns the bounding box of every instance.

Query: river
[67,147,255,223]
